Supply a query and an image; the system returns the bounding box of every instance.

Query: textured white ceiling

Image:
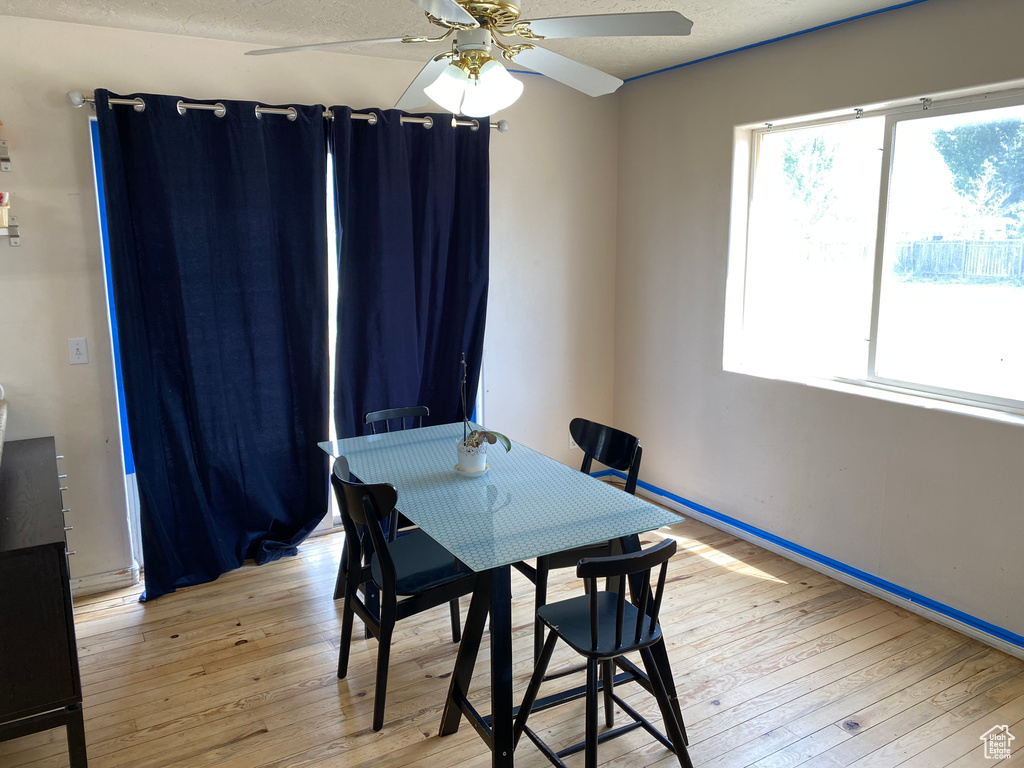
[0,0,911,79]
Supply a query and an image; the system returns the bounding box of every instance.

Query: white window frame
[727,84,1024,420]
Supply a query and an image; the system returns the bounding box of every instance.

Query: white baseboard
[629,484,1024,662]
[71,561,140,598]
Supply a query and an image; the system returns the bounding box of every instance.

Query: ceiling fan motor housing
[459,1,522,27]
[456,26,493,53]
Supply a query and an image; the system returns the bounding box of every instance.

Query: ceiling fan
[246,0,693,117]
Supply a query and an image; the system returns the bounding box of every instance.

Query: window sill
[725,364,1024,428]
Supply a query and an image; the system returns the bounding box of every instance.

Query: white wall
[0,15,618,585]
[485,76,619,462]
[615,0,1024,638]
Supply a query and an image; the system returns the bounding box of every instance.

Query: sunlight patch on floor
[650,530,787,584]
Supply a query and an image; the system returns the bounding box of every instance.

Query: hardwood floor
[4,511,1023,767]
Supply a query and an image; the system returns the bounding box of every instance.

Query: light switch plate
[68,337,89,365]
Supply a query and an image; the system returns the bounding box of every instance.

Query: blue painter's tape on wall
[91,120,135,475]
[593,468,1024,650]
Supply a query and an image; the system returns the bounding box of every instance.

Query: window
[728,89,1024,413]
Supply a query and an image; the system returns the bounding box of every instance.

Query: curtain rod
[66,92,510,132]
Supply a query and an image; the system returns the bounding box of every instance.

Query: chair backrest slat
[650,558,669,635]
[615,578,627,649]
[633,569,652,645]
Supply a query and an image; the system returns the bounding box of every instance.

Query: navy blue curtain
[331,108,489,437]
[96,91,329,600]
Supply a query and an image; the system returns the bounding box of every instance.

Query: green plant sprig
[464,429,512,453]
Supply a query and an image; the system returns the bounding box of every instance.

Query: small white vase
[456,437,487,472]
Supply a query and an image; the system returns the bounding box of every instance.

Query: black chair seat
[371,529,472,595]
[538,592,662,659]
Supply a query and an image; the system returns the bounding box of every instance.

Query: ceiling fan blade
[521,11,693,39]
[512,46,622,98]
[408,0,478,27]
[395,57,452,111]
[245,37,406,56]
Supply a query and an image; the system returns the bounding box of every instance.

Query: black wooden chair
[331,459,476,731]
[513,539,692,768]
[363,406,429,542]
[515,417,643,661]
[364,405,429,434]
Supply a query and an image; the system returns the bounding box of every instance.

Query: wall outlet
[68,337,89,365]
[569,433,578,450]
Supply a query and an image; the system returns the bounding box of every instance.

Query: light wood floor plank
[941,712,1024,767]
[5,512,1023,768]
[681,624,951,765]
[895,686,1024,768]
[685,623,957,749]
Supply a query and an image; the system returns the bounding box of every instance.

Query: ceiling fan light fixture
[424,53,523,117]
[460,58,523,117]
[424,61,470,114]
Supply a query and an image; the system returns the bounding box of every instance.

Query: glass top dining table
[318,422,679,573]
[318,422,681,767]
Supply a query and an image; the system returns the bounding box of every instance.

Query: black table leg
[490,565,514,767]
[440,570,492,737]
[649,637,687,745]
[439,566,515,768]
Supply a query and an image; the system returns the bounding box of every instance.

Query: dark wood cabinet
[0,437,87,767]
